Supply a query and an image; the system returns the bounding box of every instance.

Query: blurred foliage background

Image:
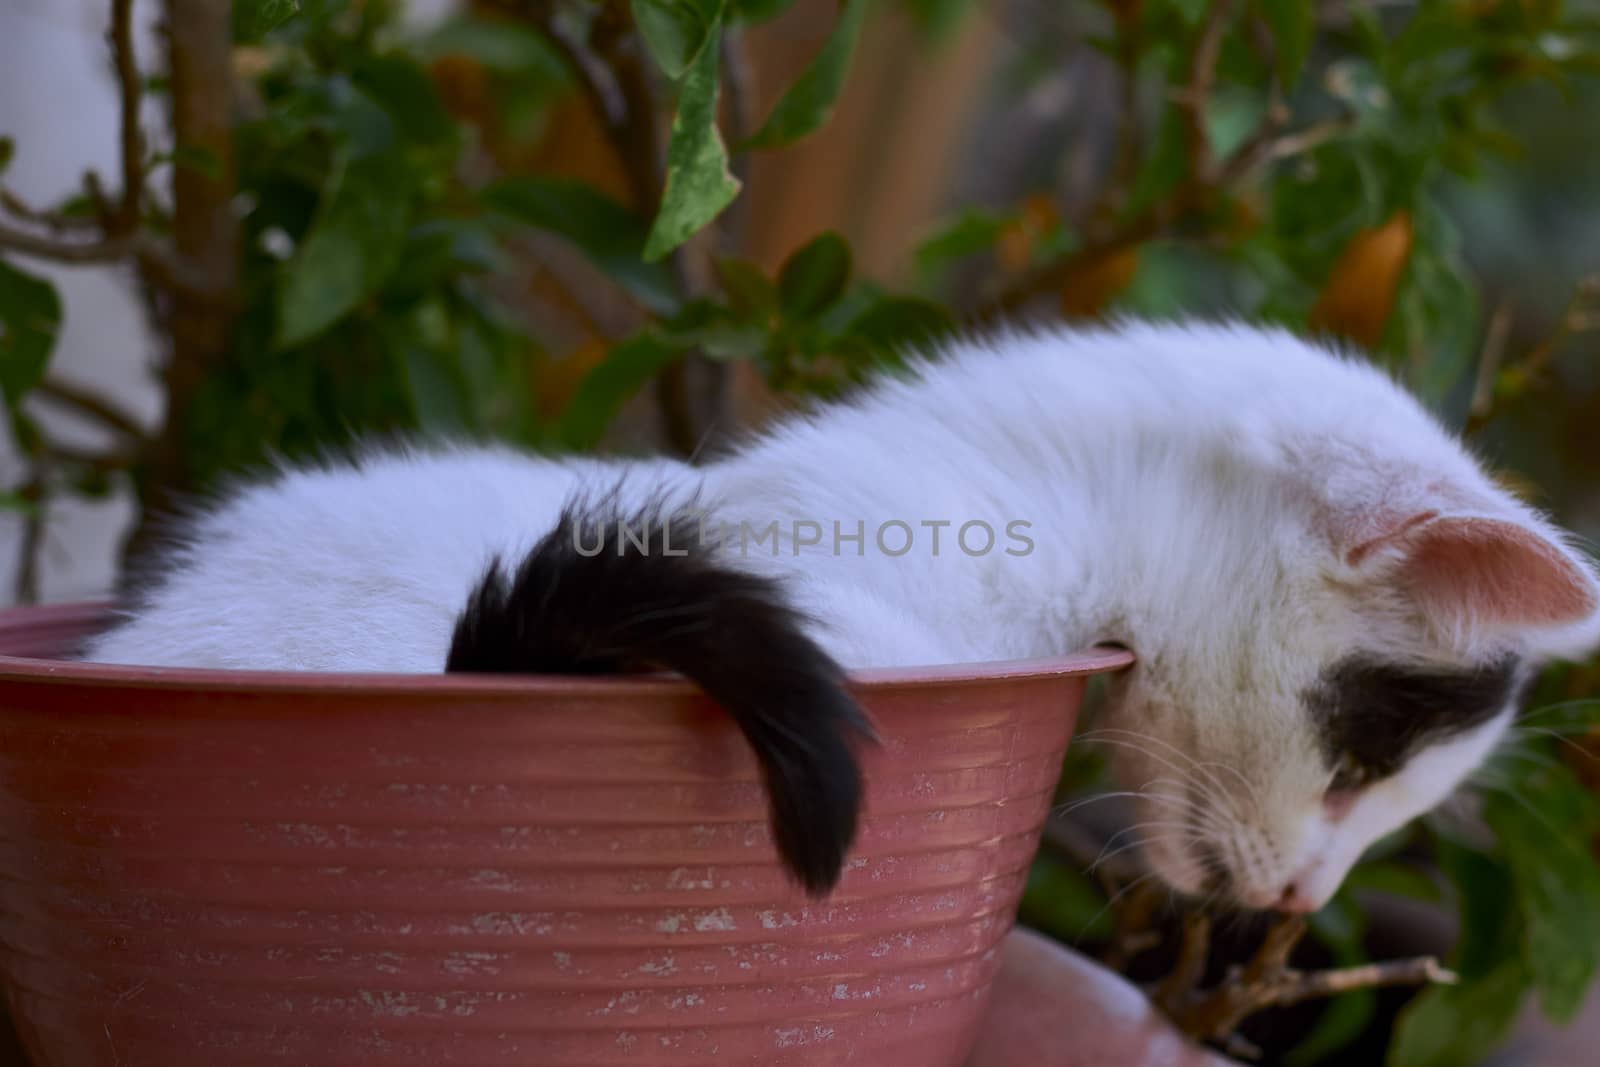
[3,0,1600,1064]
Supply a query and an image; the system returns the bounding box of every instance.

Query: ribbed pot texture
[0,603,1130,1066]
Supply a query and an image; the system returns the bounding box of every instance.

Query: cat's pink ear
[1348,511,1600,637]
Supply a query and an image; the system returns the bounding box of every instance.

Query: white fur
[85,320,1600,910]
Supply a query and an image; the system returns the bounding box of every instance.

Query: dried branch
[1465,274,1600,435]
[1102,878,1164,971]
[719,26,756,253]
[1152,914,1456,1055]
[42,441,137,474]
[980,0,1353,323]
[494,1,728,455]
[0,0,143,262]
[1218,116,1351,185]
[1466,301,1514,430]
[1176,0,1236,184]
[108,0,144,234]
[0,223,136,263]
[1154,910,1212,1005]
[125,0,240,556]
[978,202,1178,322]
[0,188,98,230]
[32,378,149,442]
[11,472,46,606]
[1078,8,1147,241]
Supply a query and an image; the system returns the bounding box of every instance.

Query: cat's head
[1101,355,1600,914]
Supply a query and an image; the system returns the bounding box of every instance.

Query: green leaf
[421,16,568,78]
[0,136,14,173]
[632,0,724,79]
[399,342,472,432]
[914,208,1013,274]
[1017,854,1113,942]
[234,0,301,43]
[483,177,679,314]
[743,0,869,148]
[1521,698,1600,737]
[714,258,777,317]
[1124,108,1188,222]
[644,32,742,261]
[902,0,971,39]
[1388,960,1529,1067]
[1204,86,1268,162]
[0,489,39,517]
[1342,860,1443,903]
[1485,773,1600,1021]
[276,152,413,348]
[0,258,62,408]
[351,54,457,148]
[1160,0,1210,28]
[1436,834,1522,982]
[662,301,771,361]
[778,231,852,319]
[386,217,501,302]
[841,294,954,350]
[1260,0,1313,88]
[558,332,685,449]
[729,0,797,22]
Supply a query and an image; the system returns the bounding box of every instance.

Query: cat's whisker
[1519,699,1600,725]
[1074,734,1251,826]
[1079,869,1162,942]
[1079,727,1263,817]
[1089,828,1216,875]
[1055,789,1188,817]
[1506,724,1599,762]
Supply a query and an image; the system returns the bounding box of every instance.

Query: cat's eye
[1328,754,1369,794]
[1330,754,1367,789]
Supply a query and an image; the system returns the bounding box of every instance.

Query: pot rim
[0,601,1135,697]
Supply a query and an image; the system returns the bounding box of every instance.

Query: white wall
[0,0,466,609]
[0,0,164,607]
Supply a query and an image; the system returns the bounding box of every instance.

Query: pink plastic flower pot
[0,602,1131,1066]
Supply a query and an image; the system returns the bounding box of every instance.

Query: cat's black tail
[445,502,872,897]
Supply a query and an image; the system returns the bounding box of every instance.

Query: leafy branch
[978,0,1350,322]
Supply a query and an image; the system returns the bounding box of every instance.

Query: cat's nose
[1275,882,1320,914]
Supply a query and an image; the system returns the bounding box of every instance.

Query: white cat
[86,320,1600,910]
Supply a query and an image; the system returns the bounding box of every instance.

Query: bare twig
[33,378,149,442]
[1263,957,1457,1011]
[1218,116,1351,185]
[978,203,1178,322]
[11,473,46,606]
[109,0,144,233]
[719,26,756,254]
[1465,274,1600,435]
[501,1,728,455]
[0,0,143,261]
[1102,878,1164,971]
[0,188,98,230]
[42,441,137,474]
[1176,0,1236,184]
[1155,910,1212,1005]
[1466,301,1514,430]
[125,0,240,556]
[0,224,136,263]
[980,0,1353,322]
[536,1,660,219]
[1153,914,1455,1052]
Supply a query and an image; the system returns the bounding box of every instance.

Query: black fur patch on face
[447,497,873,898]
[1304,654,1523,781]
